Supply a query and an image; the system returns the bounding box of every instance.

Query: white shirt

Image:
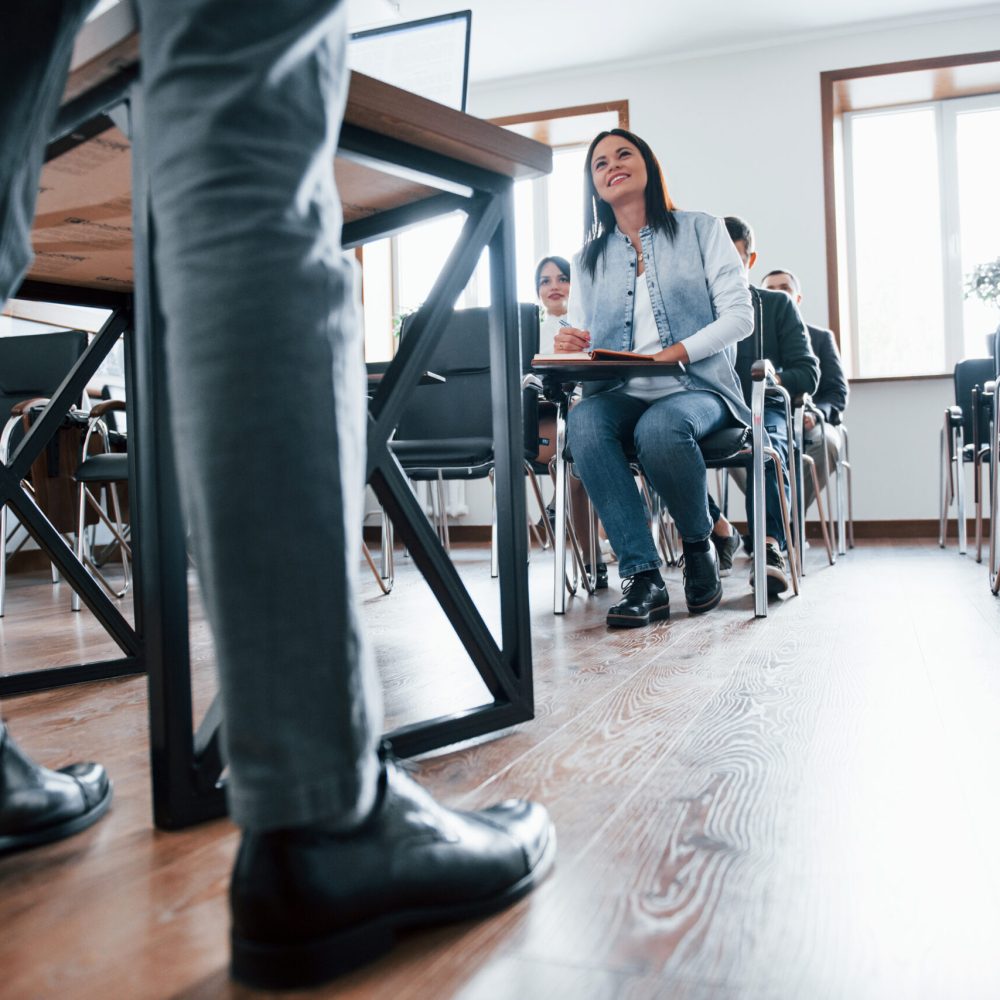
[538,310,563,355]
[623,274,684,402]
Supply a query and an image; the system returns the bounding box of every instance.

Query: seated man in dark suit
[707,218,819,595]
[761,268,849,510]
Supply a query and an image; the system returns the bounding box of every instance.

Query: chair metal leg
[841,426,854,549]
[975,449,984,563]
[72,483,87,612]
[990,396,1000,595]
[524,461,553,551]
[751,384,768,618]
[768,447,800,597]
[804,453,834,565]
[489,469,498,579]
[436,471,451,555]
[955,426,967,555]
[553,403,569,614]
[362,542,392,595]
[380,506,394,585]
[820,424,837,565]
[939,423,950,548]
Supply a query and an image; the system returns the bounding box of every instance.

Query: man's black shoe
[749,541,790,597]
[585,563,608,590]
[606,572,669,628]
[230,759,556,990]
[683,547,723,614]
[711,531,742,577]
[0,721,112,855]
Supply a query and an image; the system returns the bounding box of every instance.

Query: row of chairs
[0,331,130,617]
[940,342,1000,594]
[363,303,855,619]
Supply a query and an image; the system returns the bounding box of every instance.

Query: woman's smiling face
[537,261,570,314]
[590,134,648,206]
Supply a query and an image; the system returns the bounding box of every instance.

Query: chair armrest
[946,405,963,427]
[89,399,127,418]
[10,397,50,416]
[751,359,776,383]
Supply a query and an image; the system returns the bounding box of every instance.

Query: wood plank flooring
[1,539,998,1000]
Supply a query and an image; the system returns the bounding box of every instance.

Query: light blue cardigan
[568,210,753,426]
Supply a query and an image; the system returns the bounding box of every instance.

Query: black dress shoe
[230,758,556,990]
[606,572,669,628]
[683,546,723,614]
[0,722,112,855]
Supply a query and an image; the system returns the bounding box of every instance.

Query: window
[359,102,628,361]
[843,93,1000,378]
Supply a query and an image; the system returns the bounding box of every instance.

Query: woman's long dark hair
[581,128,677,278]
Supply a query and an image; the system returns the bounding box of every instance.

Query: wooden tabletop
[27,15,551,294]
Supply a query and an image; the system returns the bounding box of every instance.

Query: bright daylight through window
[844,93,1000,379]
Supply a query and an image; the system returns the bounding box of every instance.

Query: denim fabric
[567,212,753,428]
[710,405,791,550]
[132,0,383,831]
[568,389,729,578]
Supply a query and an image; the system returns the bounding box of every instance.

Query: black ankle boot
[584,562,608,590]
[606,570,669,628]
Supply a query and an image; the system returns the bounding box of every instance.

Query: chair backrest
[396,304,538,448]
[0,331,92,533]
[954,358,995,440]
[0,330,89,420]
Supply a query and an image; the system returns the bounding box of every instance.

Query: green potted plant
[964,256,1000,356]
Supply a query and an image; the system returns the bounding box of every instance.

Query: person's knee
[567,400,616,456]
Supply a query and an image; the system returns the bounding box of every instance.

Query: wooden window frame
[821,49,1000,379]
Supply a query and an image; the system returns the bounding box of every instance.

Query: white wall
[460,9,1000,525]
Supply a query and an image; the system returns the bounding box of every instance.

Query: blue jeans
[709,401,790,549]
[568,388,729,578]
[1,0,383,832]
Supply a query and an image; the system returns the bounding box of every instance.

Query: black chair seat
[75,452,129,483]
[390,437,493,480]
[700,426,753,465]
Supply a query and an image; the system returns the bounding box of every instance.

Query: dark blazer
[735,286,819,405]
[806,324,849,424]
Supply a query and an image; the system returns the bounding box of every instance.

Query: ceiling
[346,0,1000,84]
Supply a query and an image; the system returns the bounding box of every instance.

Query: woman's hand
[555,327,591,353]
[653,342,690,365]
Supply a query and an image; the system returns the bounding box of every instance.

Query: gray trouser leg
[137,0,382,831]
[0,0,97,302]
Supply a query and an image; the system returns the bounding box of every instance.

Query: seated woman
[533,255,607,587]
[558,128,752,627]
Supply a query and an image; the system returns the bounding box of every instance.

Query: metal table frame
[14,65,536,829]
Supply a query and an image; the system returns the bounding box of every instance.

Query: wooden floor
[1,539,999,1000]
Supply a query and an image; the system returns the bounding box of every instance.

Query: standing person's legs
[139,0,381,832]
[136,0,553,986]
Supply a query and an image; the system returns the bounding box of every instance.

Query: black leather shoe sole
[0,776,112,855]
[606,602,670,628]
[686,581,723,615]
[230,824,557,990]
